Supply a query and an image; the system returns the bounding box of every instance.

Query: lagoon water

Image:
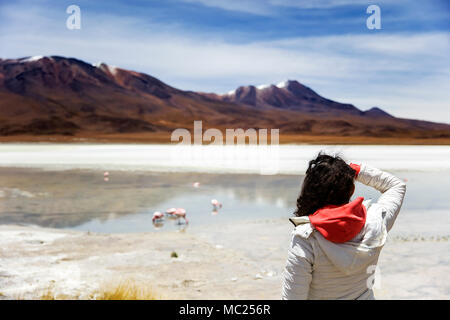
[0,144,449,237]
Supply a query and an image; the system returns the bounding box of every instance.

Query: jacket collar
[309,197,367,243]
[290,197,367,243]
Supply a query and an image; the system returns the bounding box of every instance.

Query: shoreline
[0,221,288,300]
[1,220,449,300]
[0,133,449,145]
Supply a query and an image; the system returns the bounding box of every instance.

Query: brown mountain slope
[0,56,449,143]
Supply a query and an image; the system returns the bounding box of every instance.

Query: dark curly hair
[294,152,356,217]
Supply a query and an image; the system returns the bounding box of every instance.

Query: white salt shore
[0,220,448,300]
[0,144,449,174]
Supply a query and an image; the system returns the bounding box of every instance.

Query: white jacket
[281,163,406,300]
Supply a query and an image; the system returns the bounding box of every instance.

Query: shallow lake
[0,144,448,237]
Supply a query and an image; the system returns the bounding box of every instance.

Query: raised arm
[281,233,313,300]
[350,163,407,232]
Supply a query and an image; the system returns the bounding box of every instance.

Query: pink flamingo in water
[165,207,177,217]
[211,199,222,210]
[174,208,189,224]
[152,211,164,222]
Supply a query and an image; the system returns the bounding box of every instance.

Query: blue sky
[0,0,449,122]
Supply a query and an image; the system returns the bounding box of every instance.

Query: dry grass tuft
[94,280,159,300]
[40,279,160,300]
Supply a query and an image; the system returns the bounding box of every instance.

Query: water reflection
[0,167,448,234]
[152,217,188,232]
[0,167,301,231]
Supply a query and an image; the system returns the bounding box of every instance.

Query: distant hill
[0,56,449,143]
[219,80,363,114]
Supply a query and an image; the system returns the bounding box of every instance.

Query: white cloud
[180,0,398,15]
[268,0,384,9]
[180,0,271,15]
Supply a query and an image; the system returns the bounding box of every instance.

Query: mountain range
[0,56,449,143]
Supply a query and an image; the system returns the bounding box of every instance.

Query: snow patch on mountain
[93,62,118,75]
[256,84,270,90]
[21,56,46,62]
[276,80,289,89]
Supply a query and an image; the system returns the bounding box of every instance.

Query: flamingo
[211,199,222,209]
[165,208,177,215]
[174,208,189,224]
[165,207,179,220]
[152,211,164,222]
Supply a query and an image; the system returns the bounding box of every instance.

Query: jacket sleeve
[281,233,313,300]
[354,163,407,232]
